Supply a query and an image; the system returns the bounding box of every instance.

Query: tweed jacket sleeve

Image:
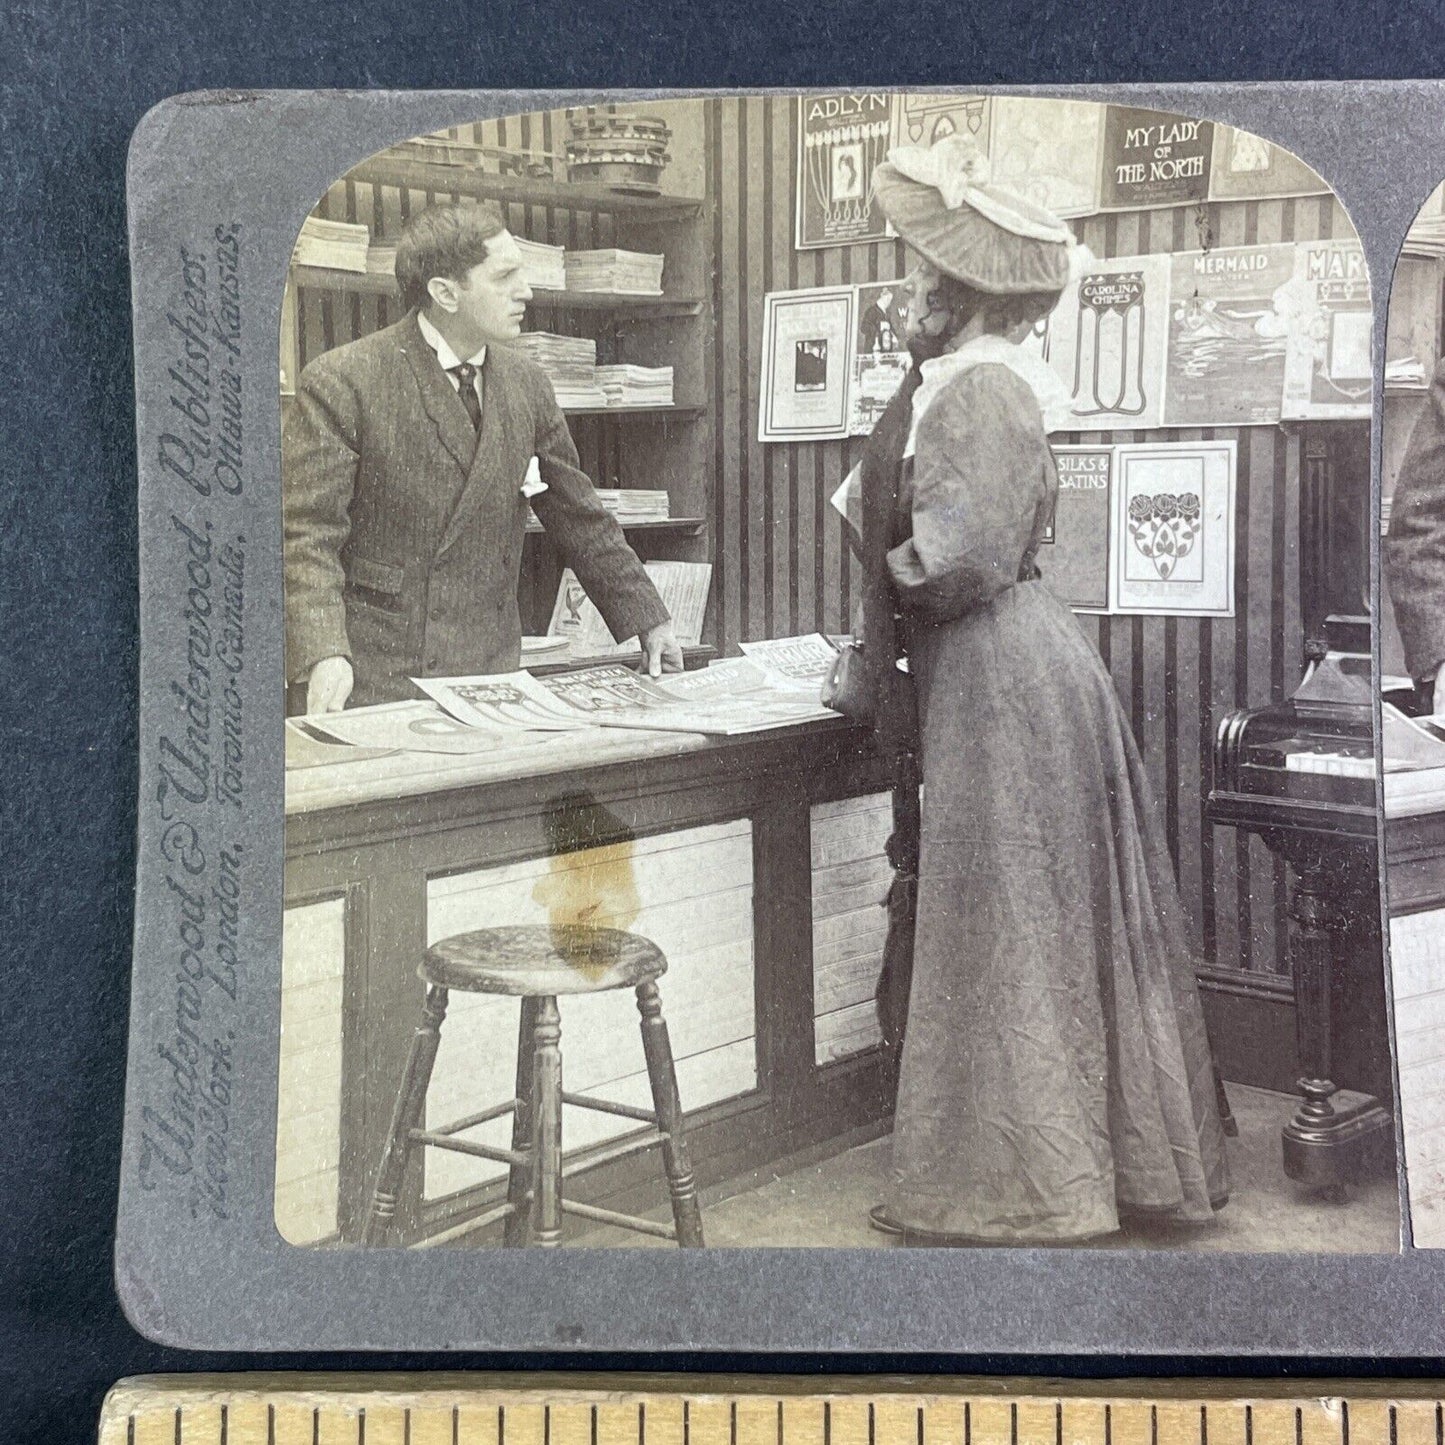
[527,374,671,644]
[282,358,361,681]
[1386,356,1445,682]
[886,364,1047,623]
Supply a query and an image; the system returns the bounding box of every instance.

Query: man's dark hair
[393,201,507,312]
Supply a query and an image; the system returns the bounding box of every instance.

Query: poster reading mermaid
[1164,243,1296,426]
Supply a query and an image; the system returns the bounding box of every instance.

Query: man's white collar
[418,312,487,371]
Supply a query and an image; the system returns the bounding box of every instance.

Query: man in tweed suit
[1387,355,1445,707]
[284,201,680,712]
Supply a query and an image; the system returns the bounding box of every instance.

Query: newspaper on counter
[302,699,524,754]
[422,660,836,737]
[414,671,593,731]
[541,660,837,735]
[738,633,839,690]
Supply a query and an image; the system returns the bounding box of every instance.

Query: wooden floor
[569,1084,1401,1252]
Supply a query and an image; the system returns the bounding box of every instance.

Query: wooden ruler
[99,1376,1445,1445]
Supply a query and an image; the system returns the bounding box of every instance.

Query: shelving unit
[282,141,714,656]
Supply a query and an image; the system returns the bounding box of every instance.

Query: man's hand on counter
[640,621,685,678]
[307,655,355,714]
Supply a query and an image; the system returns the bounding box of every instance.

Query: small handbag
[821,638,875,726]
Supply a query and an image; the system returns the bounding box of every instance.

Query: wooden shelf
[291,265,703,317]
[347,156,703,221]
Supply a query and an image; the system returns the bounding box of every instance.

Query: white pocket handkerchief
[521,455,548,498]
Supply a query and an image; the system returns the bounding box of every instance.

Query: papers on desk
[1382,704,1445,812]
[285,717,393,768]
[564,248,665,295]
[516,237,567,291]
[415,672,592,732]
[424,657,836,738]
[520,634,572,657]
[739,633,839,690]
[302,700,518,754]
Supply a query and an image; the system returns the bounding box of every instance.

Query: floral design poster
[892,92,991,150]
[1110,441,1237,616]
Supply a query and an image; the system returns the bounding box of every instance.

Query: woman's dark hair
[912,272,1062,359]
[393,201,507,312]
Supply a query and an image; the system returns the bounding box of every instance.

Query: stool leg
[502,997,540,1247]
[363,984,448,1247]
[530,996,563,1247]
[636,980,704,1247]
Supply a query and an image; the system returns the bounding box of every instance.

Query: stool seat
[422,924,667,996]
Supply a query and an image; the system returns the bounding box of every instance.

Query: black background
[7,4,1445,1441]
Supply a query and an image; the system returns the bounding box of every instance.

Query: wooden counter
[281,715,897,1246]
[1384,783,1445,1245]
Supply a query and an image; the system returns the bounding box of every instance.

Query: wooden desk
[282,717,896,1246]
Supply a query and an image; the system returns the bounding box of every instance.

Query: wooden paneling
[1389,907,1445,1243]
[276,897,346,1245]
[810,793,892,1065]
[420,819,757,1200]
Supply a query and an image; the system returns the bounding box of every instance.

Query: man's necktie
[449,361,482,432]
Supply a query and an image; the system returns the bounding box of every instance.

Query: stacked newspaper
[1386,356,1429,390]
[365,242,397,277]
[596,365,674,407]
[565,248,665,295]
[293,217,371,272]
[592,489,670,523]
[1404,212,1445,259]
[516,237,567,291]
[510,332,607,409]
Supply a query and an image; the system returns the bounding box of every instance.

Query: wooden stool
[363,924,704,1248]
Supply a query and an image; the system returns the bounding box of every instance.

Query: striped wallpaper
[293,96,1372,987]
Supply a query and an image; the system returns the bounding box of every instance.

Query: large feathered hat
[874,133,1076,295]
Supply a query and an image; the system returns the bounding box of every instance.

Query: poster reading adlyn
[796,93,894,249]
[1110,441,1237,616]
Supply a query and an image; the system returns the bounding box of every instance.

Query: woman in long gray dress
[866,135,1230,1244]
